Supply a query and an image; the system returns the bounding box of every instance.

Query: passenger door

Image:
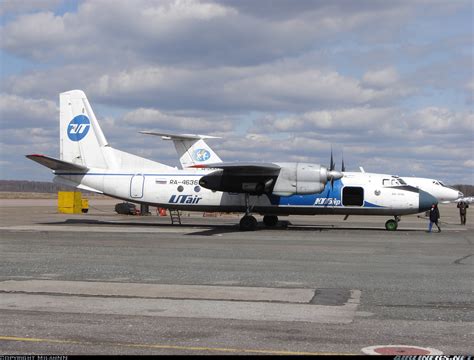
[130,174,145,198]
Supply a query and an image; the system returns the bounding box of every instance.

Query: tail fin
[140,131,222,169]
[175,138,222,169]
[60,90,110,169]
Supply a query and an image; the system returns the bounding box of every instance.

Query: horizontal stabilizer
[139,131,221,141]
[26,154,88,171]
[53,175,103,193]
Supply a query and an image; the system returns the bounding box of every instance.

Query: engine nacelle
[272,163,328,196]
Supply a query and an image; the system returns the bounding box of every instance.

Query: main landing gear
[263,214,278,227]
[239,194,279,231]
[239,214,279,231]
[240,193,258,231]
[240,215,258,231]
[385,216,401,231]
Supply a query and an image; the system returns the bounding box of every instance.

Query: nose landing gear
[385,216,401,231]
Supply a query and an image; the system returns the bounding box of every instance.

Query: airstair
[169,209,182,225]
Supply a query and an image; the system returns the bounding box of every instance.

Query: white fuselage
[55,169,436,216]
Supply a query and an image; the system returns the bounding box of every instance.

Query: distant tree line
[0,180,473,196]
[452,184,474,197]
[0,180,94,194]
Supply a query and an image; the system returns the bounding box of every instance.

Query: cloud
[362,67,400,89]
[0,93,58,129]
[1,1,472,184]
[5,61,414,112]
[2,0,461,66]
[0,0,62,16]
[121,107,234,132]
[255,107,397,132]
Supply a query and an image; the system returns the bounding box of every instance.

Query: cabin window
[342,187,364,206]
[383,179,390,186]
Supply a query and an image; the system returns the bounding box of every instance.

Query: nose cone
[328,170,343,180]
[419,190,438,212]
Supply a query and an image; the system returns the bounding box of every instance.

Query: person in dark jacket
[457,201,468,225]
[428,203,441,232]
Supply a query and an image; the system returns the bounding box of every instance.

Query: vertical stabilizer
[60,90,110,169]
[139,131,222,169]
[175,138,222,168]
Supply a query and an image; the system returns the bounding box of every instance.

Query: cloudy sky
[1,0,473,184]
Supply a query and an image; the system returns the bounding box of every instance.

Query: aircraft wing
[26,154,88,171]
[194,162,281,194]
[139,131,221,140]
[191,162,281,172]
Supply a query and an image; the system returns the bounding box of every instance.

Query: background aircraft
[27,90,437,231]
[454,196,473,204]
[400,177,463,203]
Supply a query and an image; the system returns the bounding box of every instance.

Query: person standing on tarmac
[457,201,469,225]
[428,203,441,233]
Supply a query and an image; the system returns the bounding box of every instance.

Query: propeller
[327,146,343,190]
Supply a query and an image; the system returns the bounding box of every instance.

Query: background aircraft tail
[60,90,110,169]
[174,137,222,168]
[140,131,222,169]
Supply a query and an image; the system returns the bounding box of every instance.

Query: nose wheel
[385,216,400,231]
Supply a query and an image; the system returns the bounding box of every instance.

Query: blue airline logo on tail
[193,149,211,162]
[67,115,90,141]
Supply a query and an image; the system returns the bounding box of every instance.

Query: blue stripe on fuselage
[268,180,385,208]
[269,179,343,207]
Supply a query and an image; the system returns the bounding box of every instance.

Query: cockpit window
[398,178,407,185]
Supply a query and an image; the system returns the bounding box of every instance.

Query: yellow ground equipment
[58,191,89,214]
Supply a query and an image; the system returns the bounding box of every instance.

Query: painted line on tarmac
[0,335,355,356]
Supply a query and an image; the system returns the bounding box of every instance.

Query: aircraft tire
[240,215,258,231]
[385,219,398,231]
[263,215,278,227]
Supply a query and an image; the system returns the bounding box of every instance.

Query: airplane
[400,177,463,203]
[454,196,473,204]
[27,90,438,231]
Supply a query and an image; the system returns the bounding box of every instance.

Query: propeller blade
[341,152,346,172]
[327,169,343,191]
[330,146,335,171]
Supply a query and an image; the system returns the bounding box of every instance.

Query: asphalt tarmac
[0,198,472,355]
